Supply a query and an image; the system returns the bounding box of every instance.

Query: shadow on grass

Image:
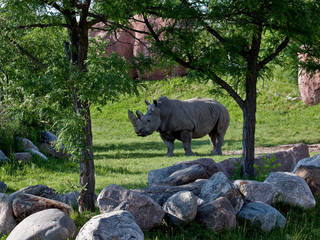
[93,139,242,159]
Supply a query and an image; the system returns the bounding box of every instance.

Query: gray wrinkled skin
[128,96,229,156]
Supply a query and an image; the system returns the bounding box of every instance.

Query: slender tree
[1,0,137,211]
[123,0,320,177]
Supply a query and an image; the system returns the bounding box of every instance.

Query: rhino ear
[145,100,150,105]
[153,100,158,106]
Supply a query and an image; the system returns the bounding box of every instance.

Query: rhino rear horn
[145,100,150,105]
[136,110,143,119]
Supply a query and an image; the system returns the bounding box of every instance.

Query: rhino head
[128,100,161,137]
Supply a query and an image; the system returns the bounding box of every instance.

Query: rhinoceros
[128,96,229,156]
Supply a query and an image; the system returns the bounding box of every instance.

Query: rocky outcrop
[7,209,77,240]
[97,184,165,230]
[76,210,144,240]
[298,54,320,105]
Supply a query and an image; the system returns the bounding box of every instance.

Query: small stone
[14,152,32,162]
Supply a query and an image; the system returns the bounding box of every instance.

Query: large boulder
[40,131,68,159]
[148,158,224,185]
[233,180,278,205]
[292,153,320,172]
[264,172,316,209]
[161,164,206,186]
[76,210,144,240]
[0,181,7,193]
[254,143,309,173]
[298,58,320,105]
[12,184,61,201]
[0,194,17,237]
[11,193,71,221]
[219,143,309,177]
[163,191,197,225]
[7,208,77,240]
[200,172,244,213]
[237,201,286,232]
[14,152,32,162]
[16,137,39,152]
[196,197,236,231]
[97,184,164,230]
[293,154,320,197]
[134,179,207,206]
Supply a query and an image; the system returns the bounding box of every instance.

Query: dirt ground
[224,143,320,155]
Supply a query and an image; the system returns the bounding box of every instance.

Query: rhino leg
[160,134,175,157]
[210,131,223,155]
[180,131,195,156]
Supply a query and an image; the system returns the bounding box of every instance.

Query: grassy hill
[1,67,320,239]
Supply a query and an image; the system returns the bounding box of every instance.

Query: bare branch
[258,37,289,70]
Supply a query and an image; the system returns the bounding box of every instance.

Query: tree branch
[257,37,289,70]
[7,37,47,70]
[15,23,70,29]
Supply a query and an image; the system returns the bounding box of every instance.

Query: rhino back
[157,97,228,138]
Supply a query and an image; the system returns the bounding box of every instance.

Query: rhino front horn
[128,110,138,126]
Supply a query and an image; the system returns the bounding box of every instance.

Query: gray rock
[11,184,61,201]
[27,148,48,160]
[16,137,39,152]
[76,210,144,240]
[163,191,197,225]
[295,165,320,198]
[196,197,236,231]
[0,182,7,193]
[14,152,32,162]
[148,158,226,185]
[293,154,320,172]
[219,144,309,177]
[41,131,58,143]
[264,172,316,209]
[200,172,244,213]
[97,184,164,230]
[60,191,79,209]
[7,208,77,240]
[161,164,206,186]
[133,179,207,206]
[237,201,286,232]
[233,180,278,205]
[11,193,71,222]
[0,193,17,237]
[0,150,9,165]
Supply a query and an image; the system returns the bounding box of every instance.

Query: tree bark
[66,16,95,212]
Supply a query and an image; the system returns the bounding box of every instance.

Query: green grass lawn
[1,67,320,239]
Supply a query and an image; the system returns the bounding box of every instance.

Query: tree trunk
[67,19,96,212]
[78,103,96,212]
[242,94,256,178]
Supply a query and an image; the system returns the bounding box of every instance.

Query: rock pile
[1,144,320,239]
